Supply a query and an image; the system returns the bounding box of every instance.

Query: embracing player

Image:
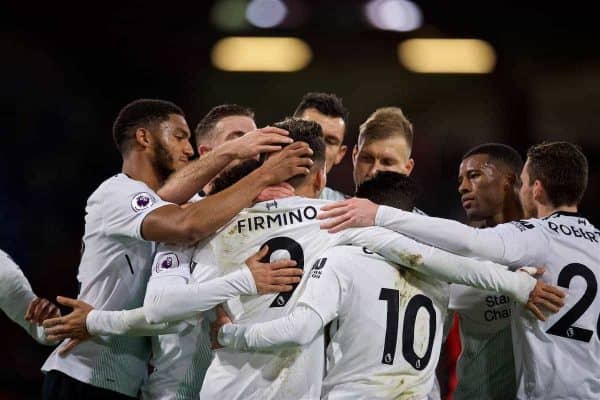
[321,141,596,400]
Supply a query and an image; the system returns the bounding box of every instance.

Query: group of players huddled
[1,92,598,400]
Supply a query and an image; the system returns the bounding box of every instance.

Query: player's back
[510,212,600,399]
[318,246,449,400]
[203,196,345,399]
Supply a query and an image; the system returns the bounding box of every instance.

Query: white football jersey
[0,249,52,344]
[202,196,357,400]
[449,285,516,399]
[141,240,218,400]
[299,245,448,400]
[493,212,600,400]
[319,186,347,201]
[42,173,171,397]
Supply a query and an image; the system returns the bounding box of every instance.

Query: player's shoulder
[250,196,331,213]
[502,218,545,233]
[318,245,382,270]
[319,187,348,201]
[91,173,161,211]
[94,173,157,198]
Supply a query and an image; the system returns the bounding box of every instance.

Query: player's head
[294,92,348,174]
[353,107,415,189]
[520,141,588,218]
[458,143,523,222]
[272,118,326,197]
[355,171,420,211]
[112,99,193,181]
[194,104,256,155]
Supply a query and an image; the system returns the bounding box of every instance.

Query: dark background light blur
[1,1,599,398]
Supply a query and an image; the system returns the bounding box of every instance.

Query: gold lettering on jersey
[237,206,318,234]
[547,221,600,243]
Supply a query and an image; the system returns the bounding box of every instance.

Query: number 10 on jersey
[379,289,437,370]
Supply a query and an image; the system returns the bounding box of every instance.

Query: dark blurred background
[1,1,599,398]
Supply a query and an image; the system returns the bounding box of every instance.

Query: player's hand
[524,269,566,321]
[210,305,232,350]
[318,198,379,233]
[260,142,313,185]
[246,245,303,294]
[255,183,295,203]
[43,296,93,345]
[25,297,61,326]
[225,126,293,160]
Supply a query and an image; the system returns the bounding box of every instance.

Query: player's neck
[122,154,162,191]
[536,203,578,219]
[294,184,318,199]
[484,198,523,227]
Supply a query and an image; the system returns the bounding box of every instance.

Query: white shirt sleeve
[144,268,258,323]
[218,305,323,351]
[337,226,537,304]
[374,206,548,267]
[86,307,182,336]
[102,178,172,240]
[0,252,54,345]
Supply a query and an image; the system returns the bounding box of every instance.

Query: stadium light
[364,0,422,32]
[211,37,312,72]
[246,0,288,28]
[398,39,496,74]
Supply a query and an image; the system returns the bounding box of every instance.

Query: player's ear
[135,128,153,149]
[532,179,547,203]
[335,144,348,165]
[314,164,326,195]
[404,158,415,176]
[198,144,212,156]
[352,145,359,166]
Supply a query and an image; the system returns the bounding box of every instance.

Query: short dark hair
[358,107,414,152]
[112,99,184,155]
[355,171,420,211]
[211,118,325,194]
[463,143,523,176]
[273,117,325,188]
[526,141,588,207]
[194,104,254,144]
[210,159,262,195]
[293,92,349,132]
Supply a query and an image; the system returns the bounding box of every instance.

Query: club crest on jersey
[311,258,327,279]
[131,192,155,212]
[265,200,278,211]
[155,252,180,273]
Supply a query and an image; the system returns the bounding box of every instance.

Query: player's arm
[142,142,313,244]
[215,255,345,352]
[216,306,323,352]
[0,255,59,345]
[337,227,564,318]
[144,245,302,323]
[320,198,548,267]
[157,126,293,204]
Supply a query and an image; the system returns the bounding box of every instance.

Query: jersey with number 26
[499,212,600,400]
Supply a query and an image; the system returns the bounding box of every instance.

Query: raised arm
[144,246,302,323]
[158,126,293,204]
[337,226,563,315]
[142,141,313,244]
[320,198,547,267]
